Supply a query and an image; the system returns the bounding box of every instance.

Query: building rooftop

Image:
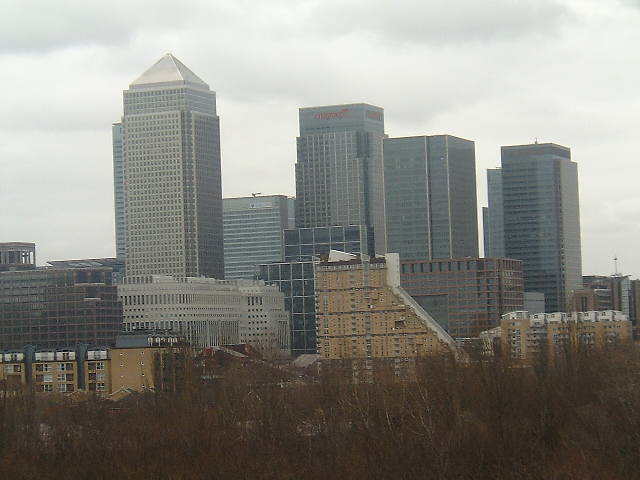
[130,53,208,88]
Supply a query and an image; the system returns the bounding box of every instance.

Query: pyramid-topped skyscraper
[130,53,209,87]
[113,54,224,278]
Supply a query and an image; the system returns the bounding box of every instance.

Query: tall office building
[223,195,295,280]
[112,123,125,261]
[500,143,582,312]
[483,168,505,257]
[295,103,386,255]
[117,53,223,278]
[383,135,478,261]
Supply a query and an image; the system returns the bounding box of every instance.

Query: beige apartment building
[315,251,455,362]
[84,349,111,396]
[0,334,188,398]
[0,351,26,389]
[488,310,632,363]
[32,350,78,393]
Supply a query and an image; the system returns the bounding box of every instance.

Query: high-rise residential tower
[118,54,223,278]
[223,195,295,280]
[295,103,386,255]
[383,135,478,261]
[500,143,582,312]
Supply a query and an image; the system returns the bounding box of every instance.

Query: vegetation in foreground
[1,348,640,479]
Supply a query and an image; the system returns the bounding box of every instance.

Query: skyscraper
[223,195,295,279]
[118,54,223,278]
[112,122,125,261]
[500,143,582,312]
[383,135,478,261]
[483,168,505,257]
[295,103,386,255]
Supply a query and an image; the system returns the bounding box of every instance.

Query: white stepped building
[118,276,290,355]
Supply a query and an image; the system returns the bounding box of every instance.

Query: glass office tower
[383,135,478,261]
[484,168,505,257]
[223,195,295,279]
[295,103,386,255]
[501,143,582,312]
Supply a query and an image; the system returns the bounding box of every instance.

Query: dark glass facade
[295,103,386,255]
[383,135,478,261]
[258,225,366,356]
[501,143,582,313]
[400,258,523,338]
[257,261,316,356]
[0,268,123,350]
[484,168,505,257]
[283,225,366,262]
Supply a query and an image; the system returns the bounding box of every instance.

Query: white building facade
[118,276,290,355]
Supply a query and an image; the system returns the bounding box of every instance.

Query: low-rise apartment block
[85,349,110,395]
[491,310,632,363]
[32,350,78,393]
[0,333,188,397]
[0,351,26,389]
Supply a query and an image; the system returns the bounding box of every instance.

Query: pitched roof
[130,53,208,88]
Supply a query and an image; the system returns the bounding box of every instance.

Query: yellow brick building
[0,352,26,389]
[497,310,632,363]
[315,251,455,363]
[32,350,78,393]
[84,349,111,396]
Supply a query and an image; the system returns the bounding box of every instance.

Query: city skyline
[2,0,639,277]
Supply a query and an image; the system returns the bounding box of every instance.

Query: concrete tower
[119,54,223,278]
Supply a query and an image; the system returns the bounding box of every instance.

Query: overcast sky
[1,0,638,276]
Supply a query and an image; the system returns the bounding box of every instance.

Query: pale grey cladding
[121,54,223,278]
[383,135,478,261]
[223,195,295,280]
[118,276,290,354]
[295,103,386,255]
[112,123,125,262]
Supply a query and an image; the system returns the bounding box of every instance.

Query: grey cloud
[308,0,573,45]
[0,0,224,53]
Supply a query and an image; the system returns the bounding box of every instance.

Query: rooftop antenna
[534,137,539,144]
[614,255,620,276]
